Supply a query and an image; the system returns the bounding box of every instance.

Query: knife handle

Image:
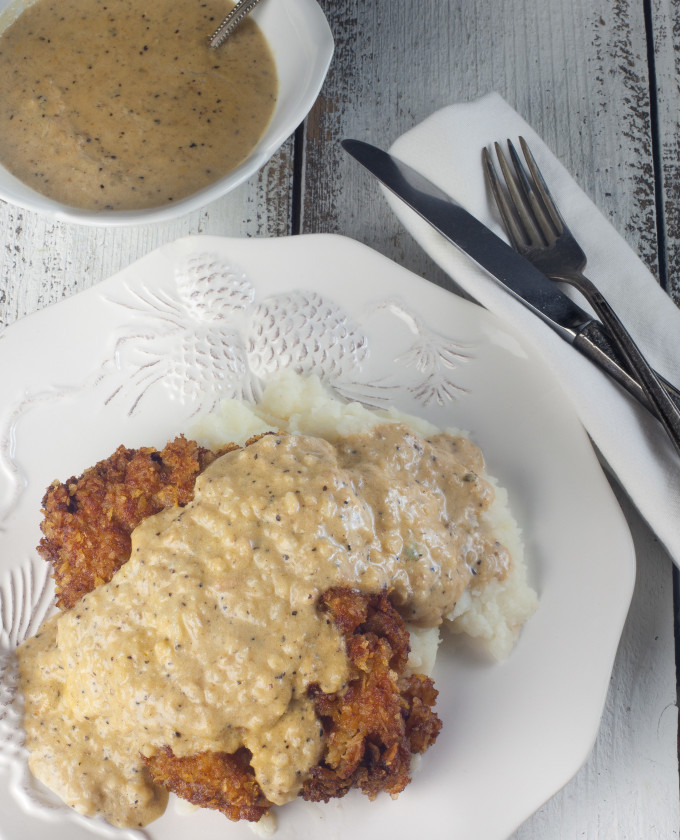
[574,320,680,416]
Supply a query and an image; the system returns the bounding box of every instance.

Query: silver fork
[483,137,680,456]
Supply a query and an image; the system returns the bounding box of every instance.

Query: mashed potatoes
[193,370,537,661]
[19,371,537,832]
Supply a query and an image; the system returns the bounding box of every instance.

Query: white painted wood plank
[308,0,662,271]
[650,0,680,298]
[307,1,678,837]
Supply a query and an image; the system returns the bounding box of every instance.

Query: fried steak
[302,587,441,803]
[38,436,223,609]
[38,438,442,822]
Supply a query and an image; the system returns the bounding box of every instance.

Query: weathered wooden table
[0,1,678,837]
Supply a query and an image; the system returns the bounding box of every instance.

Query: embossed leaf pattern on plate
[104,252,472,415]
[0,240,474,835]
[0,236,636,840]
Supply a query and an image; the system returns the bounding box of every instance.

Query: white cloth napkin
[386,92,680,565]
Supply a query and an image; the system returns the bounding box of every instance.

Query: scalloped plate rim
[0,233,635,840]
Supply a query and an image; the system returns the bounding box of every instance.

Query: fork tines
[483,138,565,251]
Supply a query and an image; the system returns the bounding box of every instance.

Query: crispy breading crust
[301,588,442,803]
[37,436,225,610]
[37,439,442,822]
[140,588,442,821]
[141,747,272,822]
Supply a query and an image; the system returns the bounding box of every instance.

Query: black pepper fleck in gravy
[17,424,509,827]
[0,0,277,210]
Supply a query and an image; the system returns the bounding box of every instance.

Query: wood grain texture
[305,1,679,837]
[650,0,680,299]
[307,0,662,273]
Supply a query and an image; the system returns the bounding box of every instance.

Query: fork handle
[568,273,680,456]
[574,323,680,413]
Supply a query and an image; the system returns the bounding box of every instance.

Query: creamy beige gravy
[18,424,509,827]
[0,0,277,210]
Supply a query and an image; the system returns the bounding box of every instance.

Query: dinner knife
[342,138,680,416]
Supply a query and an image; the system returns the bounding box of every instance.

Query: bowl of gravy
[0,0,333,225]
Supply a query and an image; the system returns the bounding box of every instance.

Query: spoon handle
[209,0,266,48]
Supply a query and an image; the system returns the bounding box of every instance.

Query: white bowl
[0,0,334,226]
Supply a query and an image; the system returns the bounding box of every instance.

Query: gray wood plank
[650,0,680,300]
[307,0,662,275]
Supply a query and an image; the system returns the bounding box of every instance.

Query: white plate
[0,234,635,840]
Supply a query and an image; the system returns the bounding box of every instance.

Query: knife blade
[342,138,680,414]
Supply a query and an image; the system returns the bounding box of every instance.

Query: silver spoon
[209,0,267,48]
